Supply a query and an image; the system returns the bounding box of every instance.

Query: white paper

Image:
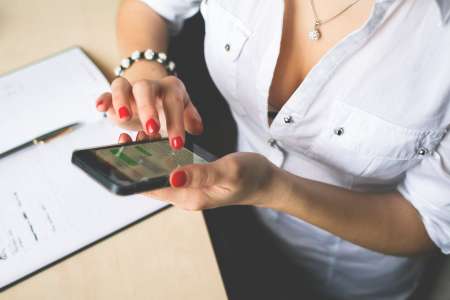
[0,49,168,290]
[0,48,109,154]
[0,121,167,289]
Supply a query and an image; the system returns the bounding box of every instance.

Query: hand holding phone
[72,138,215,195]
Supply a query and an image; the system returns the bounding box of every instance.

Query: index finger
[132,80,161,136]
[160,78,188,150]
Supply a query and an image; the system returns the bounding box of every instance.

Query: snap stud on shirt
[224,43,231,52]
[284,116,293,124]
[267,138,277,147]
[417,147,429,156]
[334,127,345,136]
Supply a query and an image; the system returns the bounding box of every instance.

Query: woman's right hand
[95,69,203,150]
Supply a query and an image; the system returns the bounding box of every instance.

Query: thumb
[170,163,220,188]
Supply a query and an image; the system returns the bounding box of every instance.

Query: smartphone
[71,138,215,195]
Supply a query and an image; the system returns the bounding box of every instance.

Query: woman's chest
[201,0,450,183]
[268,0,374,110]
[201,0,449,125]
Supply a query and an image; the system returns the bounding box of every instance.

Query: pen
[0,122,80,160]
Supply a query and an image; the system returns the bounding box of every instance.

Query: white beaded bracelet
[114,49,176,77]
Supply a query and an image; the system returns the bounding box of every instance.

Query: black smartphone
[71,138,216,195]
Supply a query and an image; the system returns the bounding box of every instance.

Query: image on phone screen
[94,140,208,182]
[72,138,214,195]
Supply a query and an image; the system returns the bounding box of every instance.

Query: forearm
[264,167,435,256]
[117,0,170,81]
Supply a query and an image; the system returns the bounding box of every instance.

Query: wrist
[253,160,289,209]
[115,49,176,83]
[122,59,169,83]
[256,163,307,214]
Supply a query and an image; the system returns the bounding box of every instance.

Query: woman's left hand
[119,131,277,210]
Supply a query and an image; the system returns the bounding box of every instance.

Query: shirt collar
[376,0,450,24]
[436,0,450,24]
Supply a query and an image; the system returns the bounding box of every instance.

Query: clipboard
[0,48,169,291]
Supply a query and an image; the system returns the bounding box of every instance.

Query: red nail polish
[118,133,129,143]
[171,136,184,150]
[96,100,103,108]
[118,106,130,119]
[171,170,187,188]
[146,118,160,134]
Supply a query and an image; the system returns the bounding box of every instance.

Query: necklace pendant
[308,28,321,41]
[308,21,322,41]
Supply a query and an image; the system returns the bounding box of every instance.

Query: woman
[96,0,450,299]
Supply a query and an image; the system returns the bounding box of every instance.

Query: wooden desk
[0,1,227,299]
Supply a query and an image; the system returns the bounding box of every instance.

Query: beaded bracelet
[114,49,176,77]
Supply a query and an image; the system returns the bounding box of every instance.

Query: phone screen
[93,140,207,182]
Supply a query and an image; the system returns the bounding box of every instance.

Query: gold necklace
[308,0,363,41]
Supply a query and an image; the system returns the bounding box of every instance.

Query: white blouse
[141,0,450,299]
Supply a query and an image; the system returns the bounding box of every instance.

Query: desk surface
[0,1,226,299]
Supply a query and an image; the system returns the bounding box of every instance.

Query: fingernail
[171,136,184,150]
[118,133,129,143]
[171,170,187,188]
[146,118,160,134]
[118,106,130,119]
[96,100,104,108]
[136,131,146,140]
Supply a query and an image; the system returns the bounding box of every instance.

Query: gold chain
[310,0,363,27]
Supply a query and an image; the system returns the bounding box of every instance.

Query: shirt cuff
[140,0,200,35]
[398,183,450,255]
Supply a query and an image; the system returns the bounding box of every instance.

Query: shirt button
[417,147,429,156]
[224,43,231,52]
[334,127,345,136]
[267,138,277,147]
[283,116,293,124]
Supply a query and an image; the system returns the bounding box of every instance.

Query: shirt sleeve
[397,129,450,254]
[140,0,202,34]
